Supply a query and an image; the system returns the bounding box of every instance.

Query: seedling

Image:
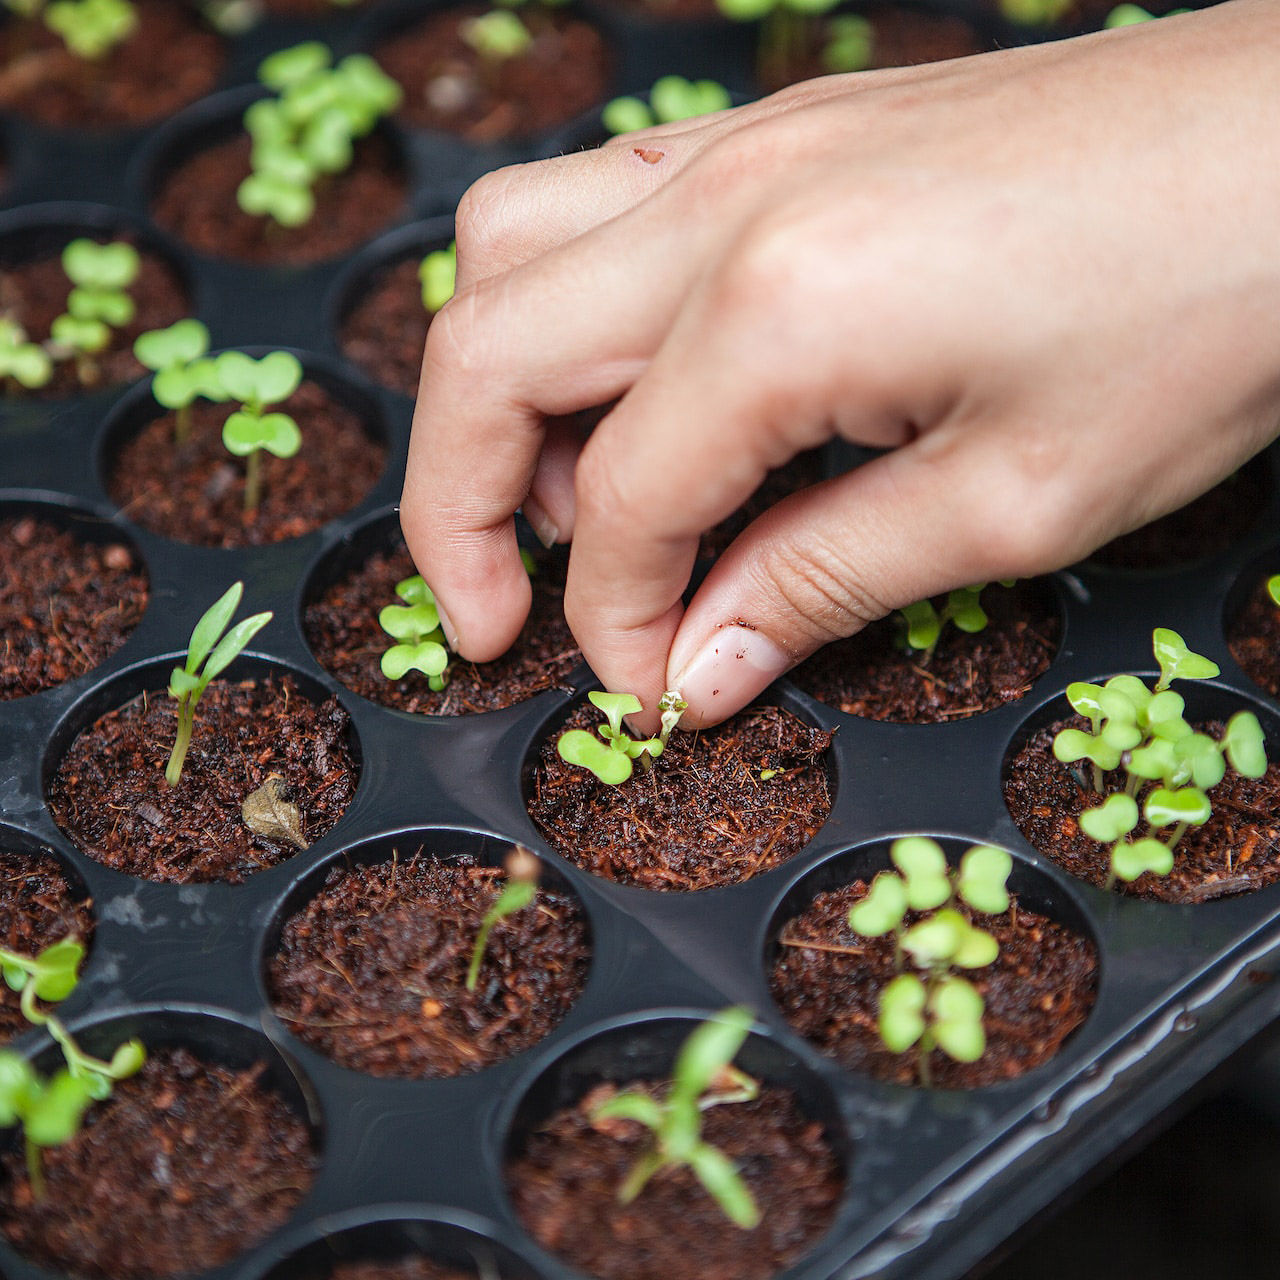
[0,936,145,1198]
[997,0,1071,23]
[1053,628,1267,889]
[466,846,540,992]
[45,238,140,386]
[557,689,686,786]
[3,0,137,58]
[715,0,843,89]
[601,77,731,136]
[1104,4,1188,25]
[897,580,1015,662]
[0,317,52,392]
[419,242,457,314]
[462,8,532,61]
[593,1006,762,1229]
[1266,574,1280,610]
[133,318,221,444]
[847,837,1012,1086]
[210,350,303,511]
[165,581,273,787]
[379,575,451,690]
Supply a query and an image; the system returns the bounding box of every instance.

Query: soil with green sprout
[269,852,588,1078]
[0,515,148,699]
[0,1047,316,1279]
[1226,574,1280,700]
[376,5,611,143]
[507,1080,842,1280]
[328,1262,472,1280]
[340,256,435,398]
[305,541,580,715]
[697,450,824,561]
[47,674,357,884]
[1088,459,1269,570]
[105,381,385,547]
[789,579,1060,723]
[152,132,405,266]
[1006,717,1280,902]
[770,880,1097,1087]
[0,849,93,1045]
[0,242,187,399]
[0,0,224,130]
[527,702,832,890]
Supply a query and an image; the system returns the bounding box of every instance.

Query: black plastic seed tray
[1,1,1271,1278]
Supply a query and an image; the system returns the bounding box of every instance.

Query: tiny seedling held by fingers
[466,845,541,992]
[557,690,687,786]
[896,580,1016,662]
[379,574,452,691]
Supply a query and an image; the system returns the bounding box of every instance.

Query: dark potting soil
[152,133,405,266]
[0,848,94,1046]
[262,0,369,12]
[593,0,722,20]
[377,6,611,143]
[0,515,148,700]
[1088,460,1269,570]
[788,580,1060,723]
[527,703,833,890]
[770,882,1098,1088]
[0,1047,316,1280]
[1227,573,1280,699]
[698,451,824,561]
[507,1081,842,1280]
[0,0,224,129]
[1006,717,1280,903]
[305,541,580,715]
[47,674,357,885]
[329,1262,472,1280]
[269,852,589,1078]
[106,382,386,547]
[340,256,432,398]
[0,241,188,400]
[761,4,987,92]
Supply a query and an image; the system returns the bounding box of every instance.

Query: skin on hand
[401,0,1280,730]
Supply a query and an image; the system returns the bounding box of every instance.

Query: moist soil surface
[0,241,188,400]
[0,515,148,700]
[0,0,224,129]
[527,702,833,890]
[698,451,824,561]
[0,848,93,1045]
[378,6,611,143]
[47,674,357,885]
[269,852,589,1078]
[0,1047,316,1280]
[770,882,1098,1087]
[305,541,580,715]
[508,1081,843,1280]
[1228,573,1280,699]
[152,133,405,266]
[789,580,1060,723]
[340,256,433,398]
[762,4,987,92]
[106,382,385,547]
[1007,717,1280,903]
[1089,460,1269,570]
[329,1263,471,1280]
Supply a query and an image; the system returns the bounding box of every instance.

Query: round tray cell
[1004,680,1280,904]
[787,576,1063,724]
[0,826,94,1048]
[1086,454,1272,572]
[147,87,408,267]
[765,837,1099,1090]
[502,1011,849,1280]
[0,205,191,400]
[0,499,148,701]
[1224,552,1280,701]
[0,1007,321,1280]
[44,654,362,886]
[374,1,613,144]
[331,219,455,399]
[523,689,838,892]
[256,1212,544,1280]
[0,0,226,131]
[302,510,580,717]
[265,828,590,1079]
[100,350,388,549]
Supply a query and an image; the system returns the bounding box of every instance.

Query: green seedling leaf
[1223,711,1268,779]
[671,1006,753,1109]
[999,0,1072,22]
[133,318,210,371]
[956,845,1012,915]
[589,690,643,739]
[784,0,840,13]
[890,837,950,911]
[1146,689,1191,742]
[237,172,314,226]
[462,9,532,60]
[928,976,986,1063]
[49,313,109,354]
[649,75,731,124]
[245,97,291,145]
[716,0,776,17]
[1268,575,1280,609]
[395,574,433,606]
[847,872,908,937]
[1052,727,1122,773]
[898,599,940,653]
[251,141,316,187]
[594,1090,664,1129]
[46,0,137,59]
[222,410,302,459]
[213,349,303,408]
[1079,793,1138,844]
[0,1052,36,1127]
[380,639,449,682]
[0,319,53,389]
[1170,733,1226,791]
[185,581,242,675]
[259,39,331,90]
[1152,627,1219,690]
[602,95,654,134]
[22,1069,95,1147]
[202,610,273,683]
[822,14,873,72]
[946,585,988,633]
[901,911,964,967]
[1143,786,1210,829]
[950,920,999,970]
[1127,737,1177,783]
[557,728,634,785]
[466,866,537,992]
[878,973,926,1053]
[333,53,402,117]
[1065,681,1106,721]
[657,690,688,746]
[67,286,133,327]
[61,238,139,290]
[1104,674,1153,722]
[301,107,355,173]
[1111,836,1174,883]
[1104,4,1187,25]
[379,600,441,642]
[419,243,457,312]
[26,938,84,1003]
[686,1143,759,1230]
[106,1038,145,1079]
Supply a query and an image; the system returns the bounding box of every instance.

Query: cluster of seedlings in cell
[1,0,136,60]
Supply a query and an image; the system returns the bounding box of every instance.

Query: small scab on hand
[633,147,664,165]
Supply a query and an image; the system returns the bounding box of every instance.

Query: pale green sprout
[40,0,136,58]
[461,9,532,61]
[821,15,873,73]
[897,581,1016,662]
[998,0,1070,24]
[45,239,140,385]
[602,77,731,136]
[1104,4,1188,26]
[592,1007,762,1229]
[466,846,540,992]
[0,317,53,392]
[419,243,457,313]
[557,689,685,786]
[165,581,273,788]
[1267,575,1280,610]
[211,350,303,511]
[379,575,450,690]
[133,319,220,445]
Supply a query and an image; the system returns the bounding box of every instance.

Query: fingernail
[670,626,792,720]
[522,497,559,549]
[434,599,459,650]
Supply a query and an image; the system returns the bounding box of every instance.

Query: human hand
[401,0,1280,729]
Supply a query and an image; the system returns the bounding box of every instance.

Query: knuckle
[747,539,881,649]
[453,167,522,271]
[572,436,637,532]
